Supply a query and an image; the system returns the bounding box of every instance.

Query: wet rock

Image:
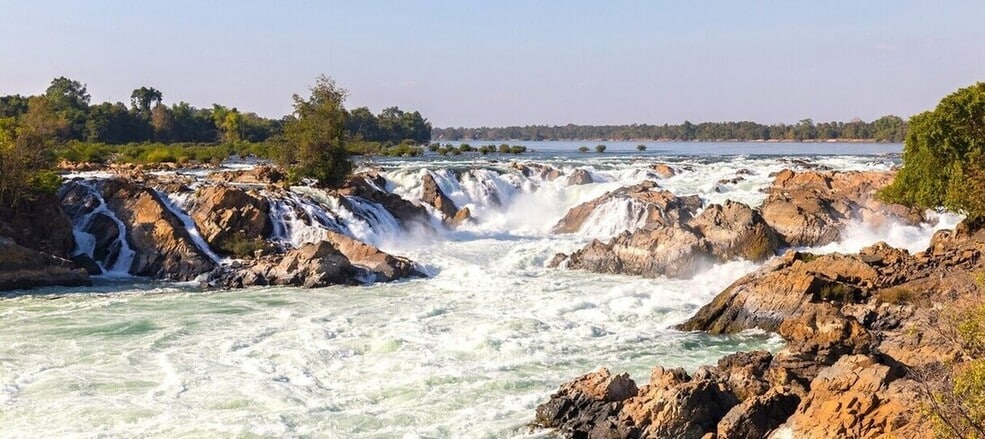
[511,162,562,181]
[760,170,922,247]
[451,207,473,227]
[420,173,460,223]
[324,231,423,282]
[70,253,102,275]
[206,165,286,185]
[190,185,272,250]
[65,179,216,280]
[339,174,436,234]
[651,163,677,178]
[0,193,76,258]
[566,169,594,186]
[0,237,90,291]
[689,201,782,261]
[552,181,701,234]
[534,368,640,437]
[555,225,711,279]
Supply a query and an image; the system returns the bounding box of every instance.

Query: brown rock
[339,174,436,234]
[324,231,422,282]
[190,185,272,250]
[420,173,460,223]
[0,237,90,291]
[0,193,76,258]
[689,201,782,261]
[566,169,594,185]
[552,181,701,234]
[557,225,711,279]
[621,367,738,439]
[651,163,677,178]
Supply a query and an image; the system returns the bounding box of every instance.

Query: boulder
[0,237,90,291]
[0,193,76,258]
[534,368,641,438]
[689,201,782,261]
[324,231,423,282]
[651,163,677,179]
[552,181,702,234]
[760,170,922,247]
[420,173,460,223]
[566,169,594,186]
[783,355,919,439]
[205,165,286,185]
[716,389,800,439]
[621,367,738,439]
[189,184,272,250]
[511,162,562,181]
[554,225,711,279]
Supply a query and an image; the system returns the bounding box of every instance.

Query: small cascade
[65,181,137,276]
[579,198,652,238]
[154,190,225,263]
[267,194,334,248]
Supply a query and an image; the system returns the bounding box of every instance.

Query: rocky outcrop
[95,179,216,279]
[339,174,436,234]
[420,173,471,227]
[511,162,562,181]
[555,225,711,278]
[324,231,423,282]
[566,169,594,186]
[551,181,702,234]
[0,237,90,291]
[206,165,286,185]
[651,163,677,179]
[552,199,781,279]
[189,184,272,251]
[208,236,423,288]
[690,200,782,261]
[538,220,985,438]
[0,194,76,258]
[760,170,923,247]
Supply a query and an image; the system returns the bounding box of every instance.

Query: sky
[1,1,983,127]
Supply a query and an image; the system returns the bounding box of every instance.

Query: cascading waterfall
[155,190,225,263]
[65,181,137,275]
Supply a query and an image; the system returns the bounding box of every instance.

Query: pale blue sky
[1,1,982,126]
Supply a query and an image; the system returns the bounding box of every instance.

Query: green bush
[595,144,607,153]
[578,146,589,153]
[216,235,267,259]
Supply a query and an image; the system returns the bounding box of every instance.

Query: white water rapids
[0,151,961,437]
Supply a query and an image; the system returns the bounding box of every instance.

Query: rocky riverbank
[535,219,982,437]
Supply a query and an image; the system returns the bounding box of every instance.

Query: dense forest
[0,77,432,146]
[433,116,907,142]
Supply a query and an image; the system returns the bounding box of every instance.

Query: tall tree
[130,87,163,115]
[283,75,351,187]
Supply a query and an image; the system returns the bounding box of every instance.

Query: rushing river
[0,144,959,437]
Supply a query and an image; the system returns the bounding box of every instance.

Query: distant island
[433,116,907,143]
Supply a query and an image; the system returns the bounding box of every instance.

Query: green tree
[282,75,352,187]
[881,82,985,219]
[595,144,607,153]
[578,146,589,153]
[130,86,163,115]
[637,144,647,151]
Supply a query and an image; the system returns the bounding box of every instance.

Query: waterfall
[155,190,225,263]
[66,181,137,276]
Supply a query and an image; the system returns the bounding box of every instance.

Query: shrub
[816,281,859,303]
[509,145,527,154]
[497,144,510,154]
[876,287,914,305]
[216,235,267,259]
[595,144,607,153]
[637,144,647,151]
[578,146,589,153]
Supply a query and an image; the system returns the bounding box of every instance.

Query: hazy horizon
[1,1,983,127]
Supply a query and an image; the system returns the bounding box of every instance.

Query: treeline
[0,77,431,146]
[433,116,907,142]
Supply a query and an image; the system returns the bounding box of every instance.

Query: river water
[0,144,957,437]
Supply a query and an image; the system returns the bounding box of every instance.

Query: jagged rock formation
[338,173,436,234]
[760,169,922,247]
[189,184,273,250]
[551,197,780,279]
[536,220,985,438]
[420,173,471,227]
[551,181,702,234]
[0,237,90,291]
